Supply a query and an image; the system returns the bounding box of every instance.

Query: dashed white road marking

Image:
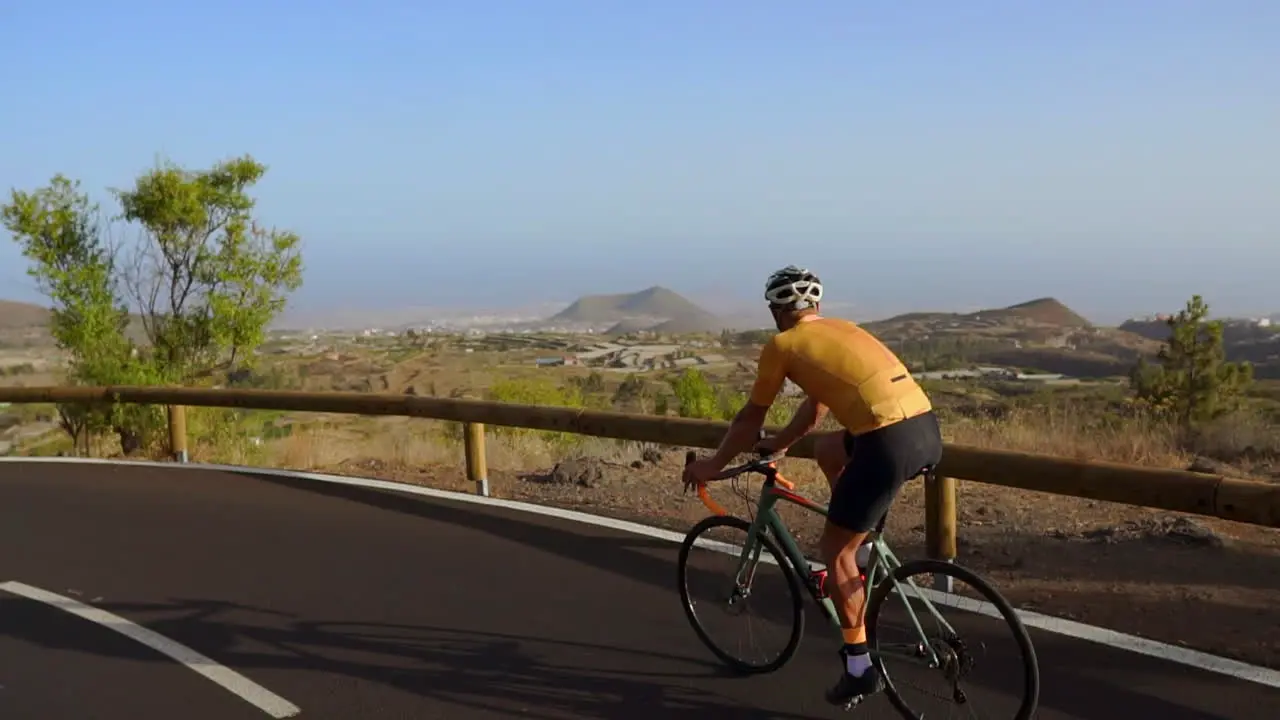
[0,580,300,717]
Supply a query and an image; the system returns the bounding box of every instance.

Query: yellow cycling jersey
[748,317,932,436]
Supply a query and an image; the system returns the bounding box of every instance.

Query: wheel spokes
[869,562,1038,720]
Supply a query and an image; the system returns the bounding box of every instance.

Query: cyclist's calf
[820,523,871,643]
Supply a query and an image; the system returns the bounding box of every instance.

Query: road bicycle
[675,448,1040,718]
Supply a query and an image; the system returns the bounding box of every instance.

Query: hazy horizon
[2,2,1277,327]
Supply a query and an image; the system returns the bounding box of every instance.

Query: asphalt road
[1,460,1277,719]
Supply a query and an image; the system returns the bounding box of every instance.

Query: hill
[0,300,51,329]
[0,300,55,349]
[975,297,1091,328]
[603,318,657,336]
[549,286,728,332]
[851,297,1280,379]
[1119,316,1280,373]
[648,309,730,334]
[870,297,1091,331]
[550,286,709,323]
[856,297,1160,378]
[0,298,150,348]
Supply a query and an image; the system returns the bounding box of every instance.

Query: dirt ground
[316,448,1280,672]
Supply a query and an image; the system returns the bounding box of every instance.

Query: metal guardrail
[0,385,1276,565]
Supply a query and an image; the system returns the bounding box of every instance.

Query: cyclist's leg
[812,429,850,489]
[820,435,891,702]
[821,411,944,704]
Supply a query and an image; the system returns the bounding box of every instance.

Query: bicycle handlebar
[683,436,798,516]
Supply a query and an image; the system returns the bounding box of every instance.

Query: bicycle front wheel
[865,559,1039,720]
[676,515,805,674]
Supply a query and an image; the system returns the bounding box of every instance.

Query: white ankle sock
[845,652,872,677]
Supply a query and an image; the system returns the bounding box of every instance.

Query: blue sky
[1,0,1276,324]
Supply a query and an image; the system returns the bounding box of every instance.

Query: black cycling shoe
[825,667,885,708]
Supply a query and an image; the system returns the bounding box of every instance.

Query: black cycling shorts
[828,410,944,533]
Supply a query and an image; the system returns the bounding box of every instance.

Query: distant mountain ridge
[971,297,1092,327]
[548,286,730,333]
[550,286,704,322]
[870,297,1092,328]
[0,300,51,329]
[2,293,1090,338]
[0,299,147,343]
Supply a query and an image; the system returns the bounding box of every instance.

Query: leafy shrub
[482,376,586,447]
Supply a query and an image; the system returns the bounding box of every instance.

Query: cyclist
[682,265,943,706]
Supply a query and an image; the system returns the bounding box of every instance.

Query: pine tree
[1129,295,1252,427]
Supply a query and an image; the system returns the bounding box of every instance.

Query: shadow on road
[1,594,819,719]
[226,471,1259,720]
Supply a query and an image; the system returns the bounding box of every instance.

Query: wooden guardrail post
[925,472,958,591]
[464,422,488,496]
[167,405,188,463]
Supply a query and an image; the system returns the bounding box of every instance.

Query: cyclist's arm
[707,338,786,467]
[708,401,769,468]
[768,396,827,451]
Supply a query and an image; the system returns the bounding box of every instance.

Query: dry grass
[188,415,646,478]
[944,405,1279,478]
[945,406,1189,467]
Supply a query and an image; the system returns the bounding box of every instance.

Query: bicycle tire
[676,514,805,674]
[865,558,1040,720]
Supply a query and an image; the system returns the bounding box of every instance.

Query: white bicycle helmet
[764,265,823,309]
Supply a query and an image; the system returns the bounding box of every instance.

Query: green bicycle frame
[725,472,959,669]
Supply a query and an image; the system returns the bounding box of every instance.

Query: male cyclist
[682,265,944,706]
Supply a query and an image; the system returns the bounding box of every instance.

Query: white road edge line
[0,579,301,717]
[4,455,1280,690]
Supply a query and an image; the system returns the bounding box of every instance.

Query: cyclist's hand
[682,457,720,492]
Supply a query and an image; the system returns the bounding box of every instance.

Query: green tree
[1129,294,1253,427]
[665,367,798,424]
[3,156,303,454]
[2,175,151,450]
[668,367,719,419]
[113,155,303,380]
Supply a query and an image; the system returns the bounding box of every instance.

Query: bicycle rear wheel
[865,559,1039,720]
[676,514,805,674]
